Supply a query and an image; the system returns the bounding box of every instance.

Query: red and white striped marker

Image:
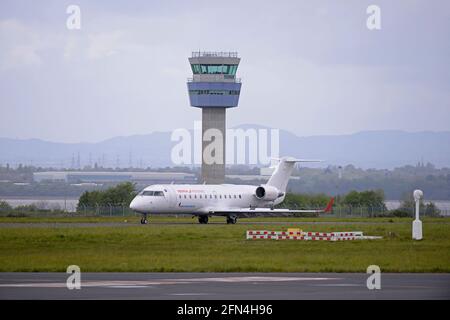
[246,230,379,241]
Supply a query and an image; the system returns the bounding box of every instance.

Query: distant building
[33,171,197,184]
[225,174,300,182]
[260,167,275,176]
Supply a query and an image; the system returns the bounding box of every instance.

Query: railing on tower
[187,77,241,83]
[191,51,239,58]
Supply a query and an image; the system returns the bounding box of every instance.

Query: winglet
[323,197,335,213]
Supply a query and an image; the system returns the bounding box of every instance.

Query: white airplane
[129,157,334,224]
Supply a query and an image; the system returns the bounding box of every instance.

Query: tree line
[77,182,136,208]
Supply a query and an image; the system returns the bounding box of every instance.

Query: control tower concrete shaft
[187,51,242,184]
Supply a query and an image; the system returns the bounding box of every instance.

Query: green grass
[0,217,449,272]
[0,215,447,224]
[0,215,141,223]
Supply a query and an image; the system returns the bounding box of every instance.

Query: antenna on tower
[71,153,75,169]
[76,152,80,169]
[129,151,133,168]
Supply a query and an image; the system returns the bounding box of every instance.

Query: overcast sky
[0,0,449,143]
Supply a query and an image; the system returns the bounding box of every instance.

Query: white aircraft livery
[130,157,334,224]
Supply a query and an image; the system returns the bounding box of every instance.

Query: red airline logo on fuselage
[176,189,206,193]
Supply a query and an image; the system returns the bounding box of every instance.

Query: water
[385,200,450,211]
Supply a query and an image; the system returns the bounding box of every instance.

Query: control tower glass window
[191,64,201,74]
[190,64,238,75]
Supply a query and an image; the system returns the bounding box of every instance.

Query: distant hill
[1,127,450,169]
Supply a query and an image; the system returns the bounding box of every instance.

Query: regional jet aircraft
[130,157,334,224]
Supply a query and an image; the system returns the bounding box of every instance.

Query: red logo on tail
[324,197,335,213]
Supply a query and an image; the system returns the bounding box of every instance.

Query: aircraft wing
[208,198,334,217]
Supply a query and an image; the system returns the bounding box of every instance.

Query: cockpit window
[141,191,164,196]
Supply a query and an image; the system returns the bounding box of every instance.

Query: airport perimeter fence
[77,204,446,218]
[288,204,448,218]
[76,204,138,217]
[0,204,138,217]
[1,203,448,218]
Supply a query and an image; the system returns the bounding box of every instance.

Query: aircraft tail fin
[266,157,322,192]
[323,197,335,213]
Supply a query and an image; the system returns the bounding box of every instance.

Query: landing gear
[140,214,148,225]
[198,215,209,224]
[227,216,237,224]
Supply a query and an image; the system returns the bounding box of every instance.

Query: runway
[0,273,449,299]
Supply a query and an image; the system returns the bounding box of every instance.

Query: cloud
[0,1,449,143]
[63,31,125,62]
[0,19,42,70]
[86,31,124,60]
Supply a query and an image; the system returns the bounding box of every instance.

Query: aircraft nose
[130,197,149,213]
[129,198,139,211]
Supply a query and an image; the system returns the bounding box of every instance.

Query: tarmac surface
[0,272,449,299]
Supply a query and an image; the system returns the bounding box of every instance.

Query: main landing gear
[140,214,148,225]
[226,216,237,224]
[198,215,209,224]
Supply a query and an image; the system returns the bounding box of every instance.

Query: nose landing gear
[140,214,148,224]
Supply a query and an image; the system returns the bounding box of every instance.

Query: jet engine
[254,185,282,201]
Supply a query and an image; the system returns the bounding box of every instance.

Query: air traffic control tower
[187,51,242,184]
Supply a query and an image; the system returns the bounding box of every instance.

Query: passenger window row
[178,194,242,200]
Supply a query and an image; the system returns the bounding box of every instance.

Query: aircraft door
[164,186,177,208]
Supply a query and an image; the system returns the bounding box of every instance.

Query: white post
[412,189,423,240]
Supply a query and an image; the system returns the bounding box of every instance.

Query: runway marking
[107,285,149,289]
[313,284,362,287]
[0,276,339,288]
[170,293,211,296]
